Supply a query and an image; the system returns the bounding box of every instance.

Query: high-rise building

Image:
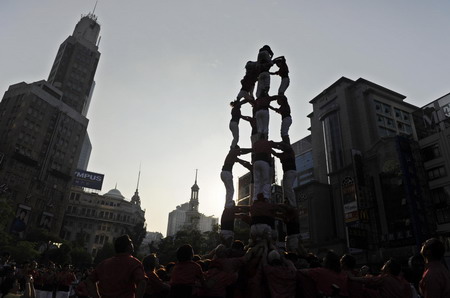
[306,77,433,260]
[0,13,101,237]
[167,173,218,237]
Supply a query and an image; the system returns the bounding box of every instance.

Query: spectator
[419,238,450,298]
[169,244,204,298]
[143,254,169,298]
[86,234,147,298]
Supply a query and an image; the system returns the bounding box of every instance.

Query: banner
[73,169,104,190]
[10,204,31,238]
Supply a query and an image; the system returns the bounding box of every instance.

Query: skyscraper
[0,13,101,237]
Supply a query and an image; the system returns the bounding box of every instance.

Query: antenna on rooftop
[92,0,98,15]
[136,163,141,191]
[195,169,198,184]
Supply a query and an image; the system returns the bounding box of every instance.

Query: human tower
[219,45,304,254]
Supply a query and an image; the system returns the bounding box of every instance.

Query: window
[421,144,441,162]
[427,166,447,180]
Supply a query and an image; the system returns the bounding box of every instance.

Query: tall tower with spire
[189,169,199,212]
[131,166,141,205]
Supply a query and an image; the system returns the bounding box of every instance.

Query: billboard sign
[342,177,359,223]
[73,169,104,190]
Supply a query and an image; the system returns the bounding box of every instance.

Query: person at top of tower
[229,99,250,149]
[256,45,274,99]
[269,95,292,144]
[220,147,252,209]
[270,56,290,96]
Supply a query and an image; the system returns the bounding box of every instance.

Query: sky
[1,0,450,236]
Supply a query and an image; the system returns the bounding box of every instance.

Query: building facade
[167,175,218,237]
[0,13,101,237]
[61,187,145,256]
[304,77,433,261]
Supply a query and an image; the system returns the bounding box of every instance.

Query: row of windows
[66,205,134,223]
[374,101,411,123]
[427,166,447,180]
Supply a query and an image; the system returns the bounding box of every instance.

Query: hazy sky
[1,1,450,235]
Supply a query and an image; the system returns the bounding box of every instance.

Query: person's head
[408,254,425,272]
[156,268,169,281]
[267,250,282,266]
[231,240,245,257]
[274,56,286,66]
[176,244,194,262]
[340,254,356,271]
[256,192,266,202]
[259,45,273,57]
[421,238,445,262]
[165,262,175,274]
[323,251,341,273]
[143,254,159,272]
[114,235,134,254]
[381,258,401,276]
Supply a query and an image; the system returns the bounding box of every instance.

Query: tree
[70,247,92,269]
[0,194,14,247]
[47,243,71,265]
[126,222,147,253]
[3,241,39,264]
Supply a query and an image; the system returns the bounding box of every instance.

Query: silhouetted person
[270,56,290,95]
[87,235,147,298]
[420,238,450,298]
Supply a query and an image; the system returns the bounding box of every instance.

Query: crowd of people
[1,235,450,298]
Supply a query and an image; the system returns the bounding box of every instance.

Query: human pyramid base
[219,45,306,256]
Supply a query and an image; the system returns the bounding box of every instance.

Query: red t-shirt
[57,270,76,287]
[198,267,236,297]
[420,261,450,298]
[308,268,349,296]
[365,274,411,298]
[90,253,146,298]
[170,261,203,286]
[264,265,296,298]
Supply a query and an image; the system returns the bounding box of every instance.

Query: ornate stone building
[61,186,145,256]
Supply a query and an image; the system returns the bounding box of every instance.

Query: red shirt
[264,265,296,298]
[170,261,203,286]
[57,270,76,287]
[90,253,146,298]
[198,267,236,298]
[420,261,450,298]
[308,268,349,296]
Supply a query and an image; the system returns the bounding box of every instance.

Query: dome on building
[104,188,125,200]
